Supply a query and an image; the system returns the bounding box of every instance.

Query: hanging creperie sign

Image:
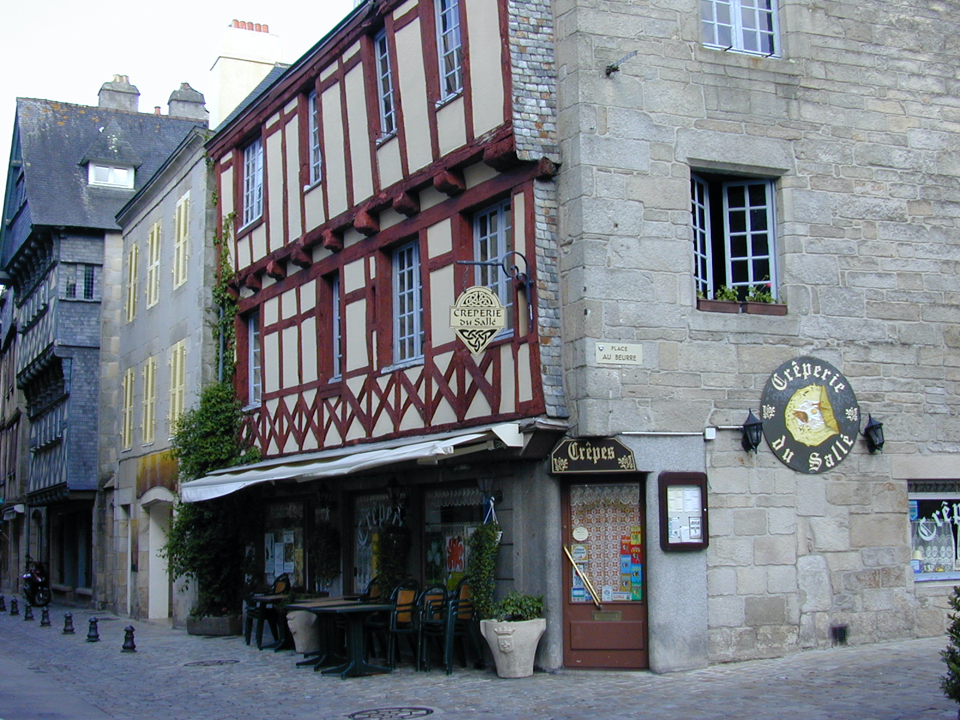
[450,286,506,355]
[760,356,861,474]
[550,437,637,474]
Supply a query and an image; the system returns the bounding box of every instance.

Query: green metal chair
[244,573,290,649]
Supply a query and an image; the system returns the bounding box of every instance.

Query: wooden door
[562,479,648,669]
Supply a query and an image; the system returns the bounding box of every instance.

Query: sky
[0,0,358,195]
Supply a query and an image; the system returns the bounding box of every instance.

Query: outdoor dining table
[285,600,395,679]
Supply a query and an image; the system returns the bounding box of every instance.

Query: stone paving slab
[0,603,954,720]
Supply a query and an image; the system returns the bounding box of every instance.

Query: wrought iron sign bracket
[457,251,534,325]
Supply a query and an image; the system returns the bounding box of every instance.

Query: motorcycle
[22,555,51,607]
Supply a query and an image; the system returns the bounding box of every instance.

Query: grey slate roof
[11,97,204,238]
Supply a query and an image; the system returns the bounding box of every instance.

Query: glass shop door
[562,479,648,669]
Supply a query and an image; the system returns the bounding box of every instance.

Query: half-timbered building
[188,0,567,656]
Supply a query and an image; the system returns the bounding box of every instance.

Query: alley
[0,603,952,720]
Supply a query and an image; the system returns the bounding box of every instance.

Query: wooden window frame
[146,221,161,307]
[374,29,397,138]
[691,173,778,302]
[392,240,424,364]
[701,0,779,57]
[248,312,262,407]
[124,244,138,323]
[242,138,264,226]
[173,192,190,289]
[308,91,323,185]
[436,0,463,101]
[142,356,157,445]
[169,340,186,429]
[120,368,135,450]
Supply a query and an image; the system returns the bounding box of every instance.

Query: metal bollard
[23,604,34,621]
[122,625,136,652]
[86,617,99,642]
[40,607,51,627]
[63,612,75,634]
[0,594,5,611]
[9,598,18,616]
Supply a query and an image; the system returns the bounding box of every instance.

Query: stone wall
[553,0,960,662]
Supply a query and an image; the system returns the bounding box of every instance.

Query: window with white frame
[331,275,342,379]
[169,340,186,429]
[173,192,189,288]
[248,312,262,406]
[124,244,138,323]
[691,172,777,302]
[146,221,161,307]
[120,368,135,450]
[701,0,779,56]
[436,0,463,100]
[142,356,157,445]
[910,481,960,581]
[88,163,135,189]
[393,240,423,363]
[242,138,264,226]
[474,199,514,328]
[375,29,397,138]
[308,91,323,185]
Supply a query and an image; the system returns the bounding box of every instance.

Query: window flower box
[742,301,787,316]
[697,298,740,313]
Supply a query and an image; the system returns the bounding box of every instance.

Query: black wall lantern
[741,410,763,453]
[863,415,885,454]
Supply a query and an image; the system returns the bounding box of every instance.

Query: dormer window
[88,163,134,189]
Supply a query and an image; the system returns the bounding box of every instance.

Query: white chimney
[208,20,283,127]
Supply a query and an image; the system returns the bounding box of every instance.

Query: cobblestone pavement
[0,603,954,720]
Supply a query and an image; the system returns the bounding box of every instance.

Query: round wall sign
[760,356,861,474]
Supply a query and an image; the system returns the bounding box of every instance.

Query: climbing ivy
[162,209,261,617]
[212,210,238,378]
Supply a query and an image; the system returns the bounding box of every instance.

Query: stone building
[0,290,29,592]
[551,0,960,670]
[0,77,207,605]
[109,121,215,622]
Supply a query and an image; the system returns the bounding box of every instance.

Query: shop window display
[909,482,960,581]
[424,487,483,590]
[263,501,305,588]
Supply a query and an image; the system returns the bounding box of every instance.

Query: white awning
[180,422,524,503]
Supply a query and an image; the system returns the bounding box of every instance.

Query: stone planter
[286,610,322,654]
[742,301,787,315]
[480,618,546,678]
[696,298,740,313]
[186,614,242,637]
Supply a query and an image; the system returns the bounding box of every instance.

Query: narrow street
[0,603,952,720]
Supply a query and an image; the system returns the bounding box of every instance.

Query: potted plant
[162,382,260,635]
[742,279,787,315]
[697,285,741,313]
[480,591,546,678]
[467,522,501,622]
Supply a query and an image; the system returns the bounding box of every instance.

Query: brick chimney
[208,19,282,127]
[168,82,210,124]
[98,74,140,112]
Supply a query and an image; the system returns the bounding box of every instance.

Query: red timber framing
[209,0,554,459]
[234,164,546,457]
